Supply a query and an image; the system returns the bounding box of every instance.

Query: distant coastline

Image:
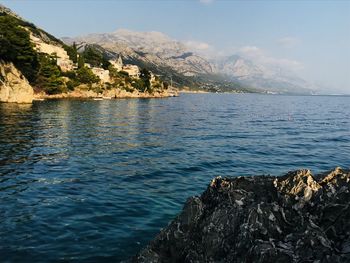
[178,89,209,94]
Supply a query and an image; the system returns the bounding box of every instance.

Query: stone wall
[122,65,140,78]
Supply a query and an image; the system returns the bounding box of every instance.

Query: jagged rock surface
[134,168,350,262]
[0,61,34,103]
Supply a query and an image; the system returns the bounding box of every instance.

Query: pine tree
[0,15,39,83]
[77,54,85,69]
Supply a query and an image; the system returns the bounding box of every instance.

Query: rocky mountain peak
[113,29,172,43]
[110,29,187,58]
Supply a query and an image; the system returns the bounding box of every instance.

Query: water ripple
[0,94,350,262]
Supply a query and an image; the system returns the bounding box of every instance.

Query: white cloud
[183,40,222,58]
[199,0,214,4]
[278,37,301,48]
[266,57,304,71]
[184,40,211,51]
[239,46,264,56]
[183,39,304,72]
[238,45,304,71]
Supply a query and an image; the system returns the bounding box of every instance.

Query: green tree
[0,15,39,82]
[101,57,111,70]
[77,54,85,69]
[63,42,78,63]
[118,71,129,77]
[131,79,146,91]
[80,46,111,69]
[83,46,103,67]
[140,68,151,92]
[163,81,169,89]
[76,67,100,84]
[35,54,66,94]
[61,71,79,90]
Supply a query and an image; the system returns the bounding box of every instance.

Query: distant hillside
[64,29,314,94]
[211,55,314,94]
[63,31,258,93]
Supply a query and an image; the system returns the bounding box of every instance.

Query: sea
[0,93,349,262]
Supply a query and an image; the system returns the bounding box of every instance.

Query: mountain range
[1,1,315,95]
[64,29,316,94]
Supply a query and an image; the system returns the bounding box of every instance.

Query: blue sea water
[0,93,349,262]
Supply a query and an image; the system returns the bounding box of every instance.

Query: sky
[1,0,350,93]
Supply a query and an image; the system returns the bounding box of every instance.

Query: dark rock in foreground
[133,168,350,262]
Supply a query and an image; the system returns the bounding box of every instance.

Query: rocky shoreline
[33,87,178,100]
[133,167,350,262]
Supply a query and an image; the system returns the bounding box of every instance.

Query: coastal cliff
[0,61,34,103]
[0,5,174,101]
[134,168,350,262]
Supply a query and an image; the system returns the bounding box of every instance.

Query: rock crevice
[134,168,350,262]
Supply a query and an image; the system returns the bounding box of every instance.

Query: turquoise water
[0,94,349,262]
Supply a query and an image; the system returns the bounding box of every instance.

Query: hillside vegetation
[0,10,168,96]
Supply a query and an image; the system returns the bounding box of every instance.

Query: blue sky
[1,0,350,93]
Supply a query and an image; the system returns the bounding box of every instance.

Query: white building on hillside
[91,67,110,83]
[122,64,140,78]
[109,56,141,79]
[109,56,123,71]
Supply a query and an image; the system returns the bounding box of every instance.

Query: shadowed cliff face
[133,168,350,262]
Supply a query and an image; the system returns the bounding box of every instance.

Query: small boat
[102,96,112,100]
[33,98,45,101]
[93,97,103,101]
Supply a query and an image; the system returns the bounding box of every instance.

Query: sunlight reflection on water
[0,94,349,261]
